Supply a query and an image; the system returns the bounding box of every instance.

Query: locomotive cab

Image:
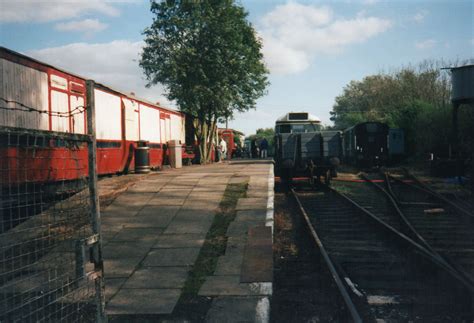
[343,122,389,167]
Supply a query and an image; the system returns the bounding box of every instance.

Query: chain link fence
[0,110,104,321]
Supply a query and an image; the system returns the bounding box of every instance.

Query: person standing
[219,136,227,162]
[260,137,268,158]
[251,139,257,158]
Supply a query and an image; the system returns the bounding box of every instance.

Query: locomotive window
[288,113,308,120]
[366,123,378,132]
[276,123,321,133]
[277,125,292,133]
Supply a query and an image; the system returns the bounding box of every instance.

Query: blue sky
[1,0,473,135]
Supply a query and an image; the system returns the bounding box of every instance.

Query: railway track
[383,172,474,283]
[291,180,473,322]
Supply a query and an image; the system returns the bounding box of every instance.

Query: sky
[1,0,473,135]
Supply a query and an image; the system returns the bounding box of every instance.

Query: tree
[329,60,464,156]
[140,0,269,163]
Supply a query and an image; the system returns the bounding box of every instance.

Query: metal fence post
[86,80,106,323]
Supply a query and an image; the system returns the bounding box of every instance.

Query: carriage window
[366,124,378,132]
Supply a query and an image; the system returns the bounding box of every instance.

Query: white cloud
[412,10,428,23]
[55,19,107,33]
[259,2,392,75]
[27,41,175,108]
[471,39,474,46]
[0,0,120,23]
[415,39,437,49]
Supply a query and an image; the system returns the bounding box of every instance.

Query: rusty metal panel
[0,58,49,130]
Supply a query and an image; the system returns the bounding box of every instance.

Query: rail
[400,169,474,220]
[329,184,474,293]
[290,187,363,323]
[381,172,474,287]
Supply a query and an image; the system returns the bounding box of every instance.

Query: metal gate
[0,81,105,322]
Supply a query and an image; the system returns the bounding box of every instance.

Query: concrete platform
[101,160,274,321]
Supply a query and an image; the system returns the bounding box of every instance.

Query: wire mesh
[0,127,100,322]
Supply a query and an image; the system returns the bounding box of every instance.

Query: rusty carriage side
[274,112,342,184]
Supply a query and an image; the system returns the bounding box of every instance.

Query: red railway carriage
[218,128,244,159]
[0,46,190,184]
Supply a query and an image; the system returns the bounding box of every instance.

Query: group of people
[250,137,268,159]
[217,136,269,162]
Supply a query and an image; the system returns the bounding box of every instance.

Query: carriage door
[50,74,70,132]
[122,98,140,142]
[160,113,171,146]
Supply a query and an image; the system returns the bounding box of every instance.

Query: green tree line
[330,60,474,158]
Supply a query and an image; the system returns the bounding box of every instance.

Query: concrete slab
[100,216,136,227]
[123,214,176,229]
[146,197,187,206]
[158,188,194,195]
[226,221,251,237]
[228,176,249,184]
[235,210,267,223]
[199,276,272,296]
[127,182,166,193]
[205,296,269,323]
[101,206,140,218]
[246,189,270,198]
[181,202,221,212]
[103,258,142,278]
[164,218,213,234]
[101,230,120,243]
[214,253,244,276]
[113,192,154,206]
[143,248,200,267]
[235,198,269,211]
[137,205,180,217]
[153,233,206,249]
[107,288,181,315]
[193,184,228,192]
[122,267,189,289]
[112,227,163,242]
[105,278,126,302]
[241,226,273,283]
[102,241,153,259]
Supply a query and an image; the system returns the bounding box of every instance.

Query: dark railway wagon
[274,112,341,183]
[343,122,389,167]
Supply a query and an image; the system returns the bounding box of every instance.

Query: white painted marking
[367,295,399,305]
[255,297,270,323]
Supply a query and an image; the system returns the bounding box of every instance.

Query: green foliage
[140,0,269,163]
[329,60,474,158]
